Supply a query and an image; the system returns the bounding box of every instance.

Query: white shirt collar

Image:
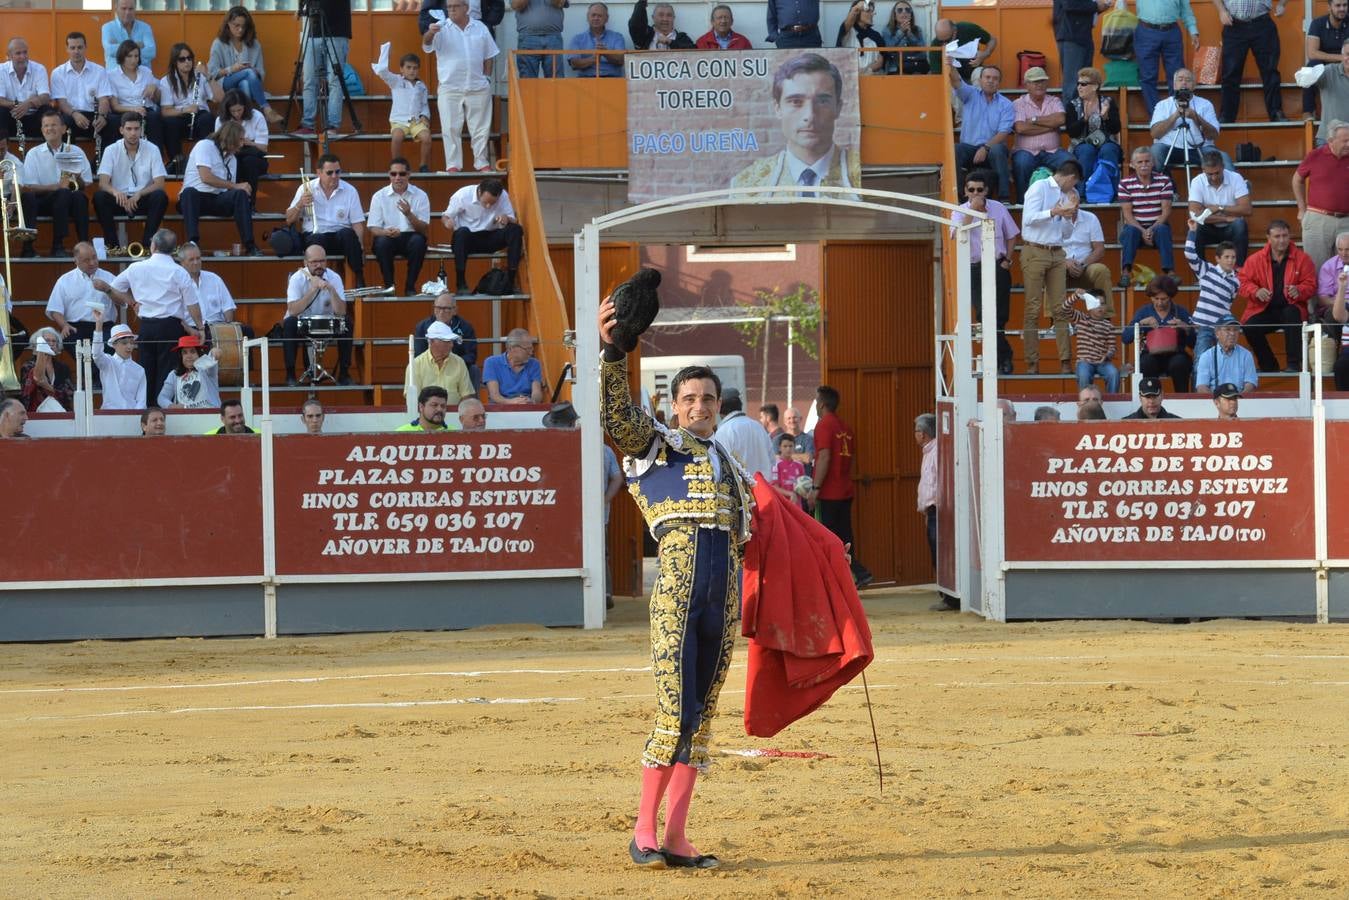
[783,146,835,184]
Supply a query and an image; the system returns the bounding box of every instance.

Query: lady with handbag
[1064,67,1123,196]
[881,2,929,75]
[1121,274,1196,392]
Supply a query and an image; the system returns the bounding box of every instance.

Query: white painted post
[978,218,1006,622]
[1313,324,1329,624]
[575,223,606,629]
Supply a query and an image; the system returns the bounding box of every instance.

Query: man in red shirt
[1292,121,1349,268]
[812,385,873,588]
[1237,219,1317,372]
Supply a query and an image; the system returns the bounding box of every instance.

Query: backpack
[475,267,513,296]
[1084,158,1118,204]
[1016,50,1048,86]
[342,63,365,97]
[481,0,505,27]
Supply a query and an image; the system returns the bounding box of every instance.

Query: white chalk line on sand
[0,666,657,697]
[7,650,1349,698]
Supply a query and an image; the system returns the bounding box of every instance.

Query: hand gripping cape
[741,476,875,738]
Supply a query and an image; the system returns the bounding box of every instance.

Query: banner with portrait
[626,49,863,204]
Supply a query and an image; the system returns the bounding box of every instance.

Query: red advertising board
[1003,420,1314,562]
[0,436,263,581]
[271,430,583,575]
[1323,422,1349,558]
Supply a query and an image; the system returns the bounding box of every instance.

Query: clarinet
[15,118,24,155]
[188,69,202,135]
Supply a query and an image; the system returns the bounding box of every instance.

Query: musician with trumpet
[94,111,167,257]
[51,32,116,151]
[282,152,368,289]
[19,109,91,258]
[282,245,352,386]
[0,38,51,152]
[45,241,121,358]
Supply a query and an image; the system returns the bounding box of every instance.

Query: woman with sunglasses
[160,43,222,172]
[881,2,929,75]
[836,0,886,76]
[1064,67,1122,197]
[107,40,163,151]
[215,89,268,210]
[208,6,285,126]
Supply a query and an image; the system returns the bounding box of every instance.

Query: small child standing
[1184,229,1241,360]
[1061,289,1120,393]
[372,43,433,173]
[91,309,147,411]
[772,432,806,507]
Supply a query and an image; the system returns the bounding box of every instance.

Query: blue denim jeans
[1058,40,1093,91]
[956,142,1011,200]
[302,35,348,129]
[1077,360,1121,393]
[223,68,268,109]
[516,33,563,79]
[1073,139,1123,192]
[1134,21,1185,116]
[1193,326,1216,361]
[1012,148,1073,200]
[1120,220,1175,272]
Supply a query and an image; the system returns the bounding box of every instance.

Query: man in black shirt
[1054,0,1112,88]
[1123,377,1183,419]
[1306,0,1349,118]
[298,0,353,136]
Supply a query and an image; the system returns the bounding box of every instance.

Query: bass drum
[210,322,245,386]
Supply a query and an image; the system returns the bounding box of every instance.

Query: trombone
[0,158,29,391]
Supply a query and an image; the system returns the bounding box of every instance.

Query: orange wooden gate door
[821,240,937,587]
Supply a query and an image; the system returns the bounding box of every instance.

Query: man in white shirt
[177,121,259,255]
[19,109,92,258]
[1187,149,1253,264]
[94,111,167,256]
[50,31,115,148]
[180,241,253,338]
[712,387,776,482]
[1062,205,1115,312]
[423,0,499,173]
[46,241,120,355]
[110,228,204,405]
[441,178,522,295]
[282,244,352,386]
[0,37,51,149]
[368,156,431,296]
[1148,68,1230,175]
[281,151,368,289]
[1019,157,1083,374]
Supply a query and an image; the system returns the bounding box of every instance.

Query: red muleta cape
[741,476,875,738]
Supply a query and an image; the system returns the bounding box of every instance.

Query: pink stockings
[632,762,701,856]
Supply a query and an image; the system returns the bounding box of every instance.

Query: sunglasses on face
[178,55,193,62]
[390,170,409,176]
[965,185,987,193]
[1077,80,1094,86]
[322,168,341,176]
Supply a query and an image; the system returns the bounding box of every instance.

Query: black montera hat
[609,268,662,353]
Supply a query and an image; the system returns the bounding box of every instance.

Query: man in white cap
[406,319,475,403]
[91,307,145,410]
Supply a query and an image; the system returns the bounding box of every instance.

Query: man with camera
[1148,68,1228,176]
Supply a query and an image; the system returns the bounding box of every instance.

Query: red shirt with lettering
[814,412,856,500]
[1295,144,1349,214]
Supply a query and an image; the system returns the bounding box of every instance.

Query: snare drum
[298,315,348,339]
[210,322,245,386]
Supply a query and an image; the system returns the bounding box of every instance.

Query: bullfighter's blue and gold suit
[601,354,754,771]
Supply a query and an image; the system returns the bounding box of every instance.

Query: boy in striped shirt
[1061,289,1119,393]
[1184,229,1240,359]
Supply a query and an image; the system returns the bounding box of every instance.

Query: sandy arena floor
[4,588,1349,898]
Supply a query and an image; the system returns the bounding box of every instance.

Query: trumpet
[344,286,393,299]
[299,160,318,234]
[126,241,146,259]
[59,135,81,191]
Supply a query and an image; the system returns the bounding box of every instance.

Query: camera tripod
[1161,93,1199,188]
[282,0,362,152]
